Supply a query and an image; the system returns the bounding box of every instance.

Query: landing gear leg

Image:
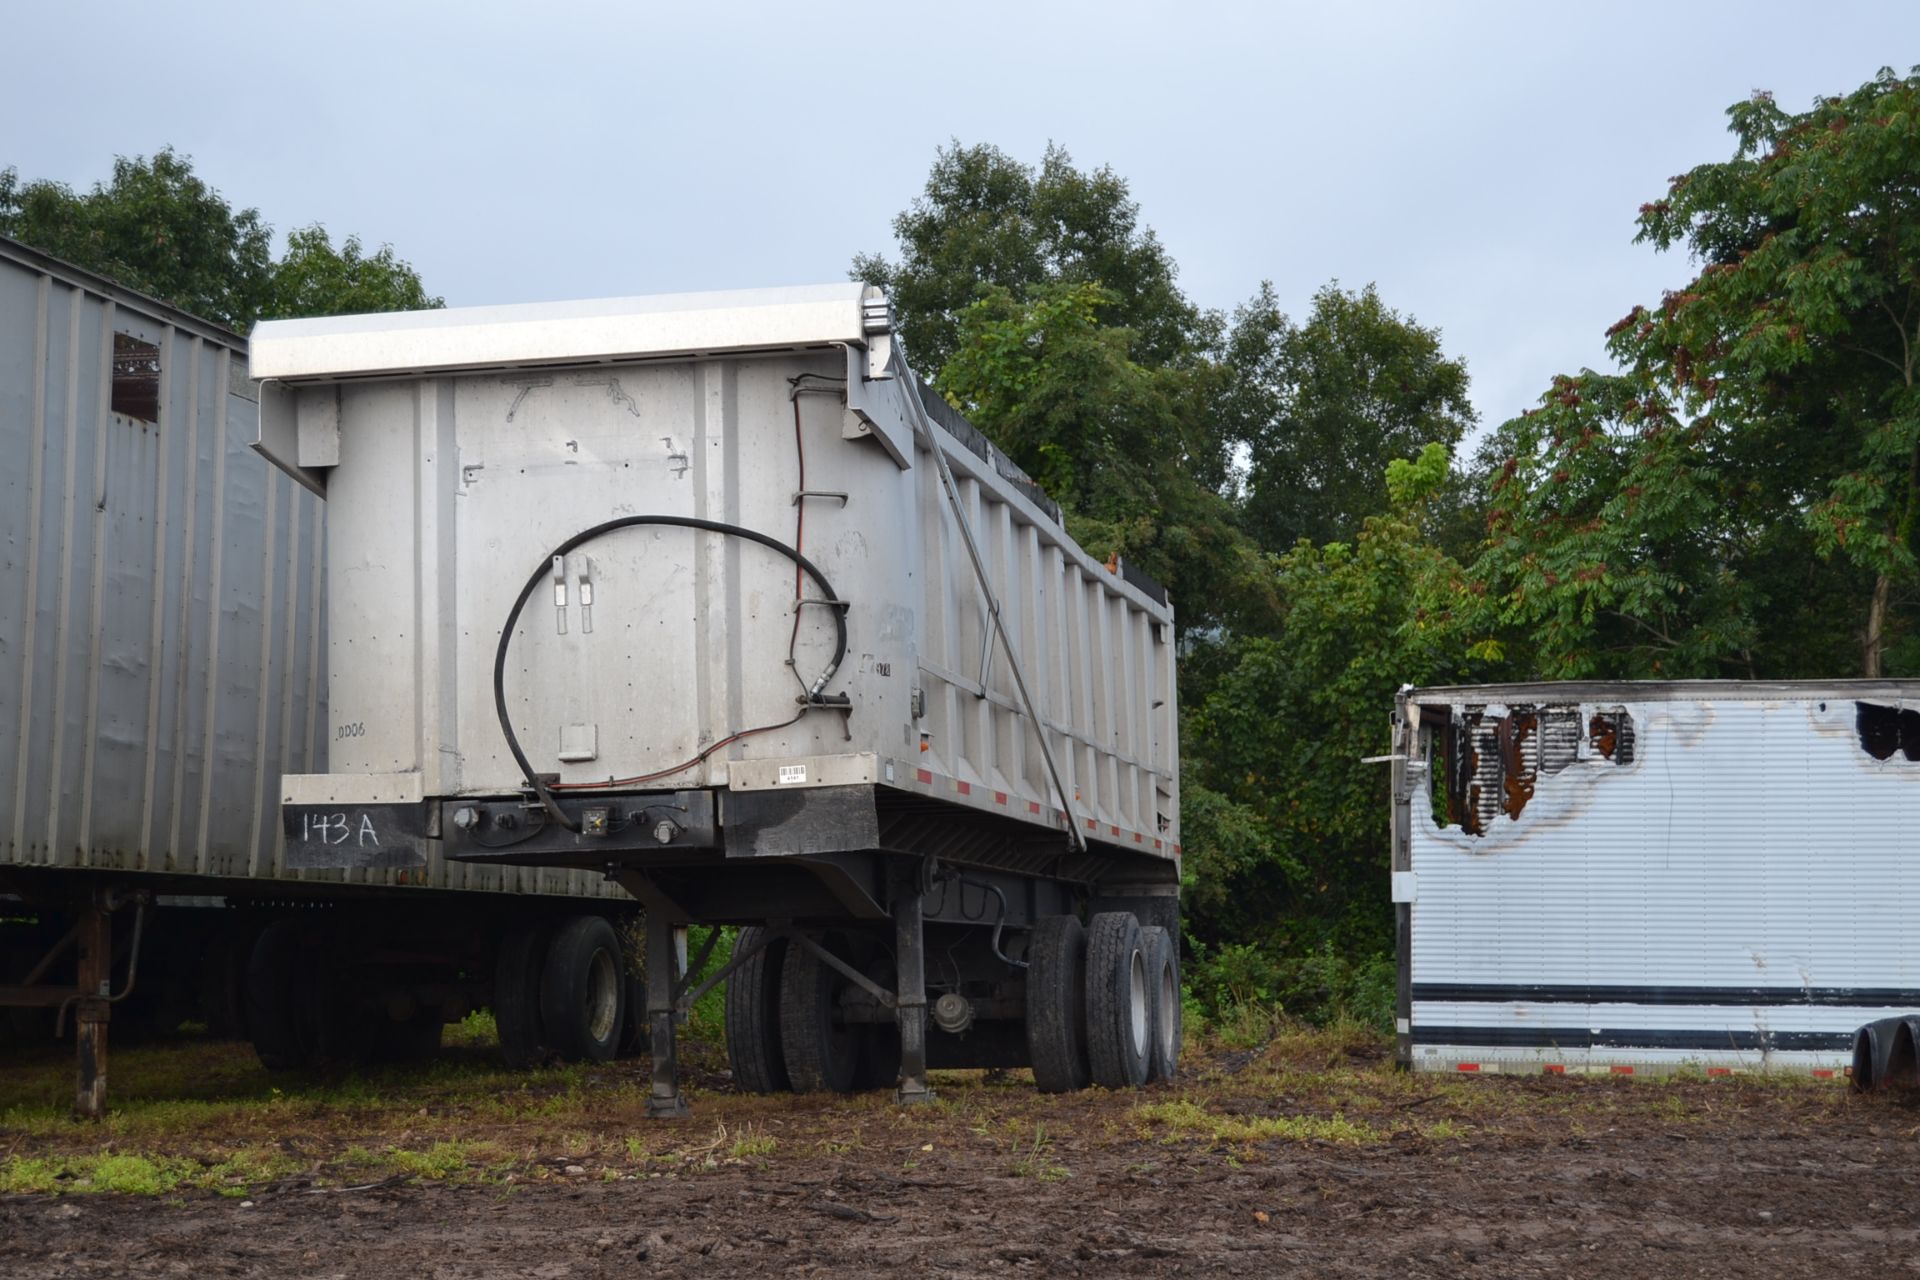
[72,897,112,1121]
[892,872,934,1106]
[645,917,689,1120]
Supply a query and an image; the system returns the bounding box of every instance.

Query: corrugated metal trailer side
[0,237,617,902]
[1391,680,1920,1078]
[0,239,320,882]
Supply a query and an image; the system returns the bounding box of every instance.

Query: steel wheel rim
[586,948,620,1044]
[1128,948,1148,1059]
[1157,955,1177,1062]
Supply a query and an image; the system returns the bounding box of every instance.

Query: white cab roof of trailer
[249,283,877,382]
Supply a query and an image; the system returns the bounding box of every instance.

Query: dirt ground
[3,1030,1918,1278]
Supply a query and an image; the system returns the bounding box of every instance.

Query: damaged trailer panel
[1391,681,1920,1077]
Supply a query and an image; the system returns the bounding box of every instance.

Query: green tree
[940,281,1272,636]
[853,141,1209,376]
[266,225,442,319]
[0,147,274,330]
[0,149,439,331]
[1229,282,1477,552]
[1184,446,1480,1014]
[1465,371,1764,677]
[1481,67,1920,676]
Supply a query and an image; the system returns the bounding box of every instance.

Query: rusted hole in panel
[1855,702,1920,761]
[1434,705,1624,836]
[1496,713,1538,819]
[1538,710,1582,774]
[1438,712,1484,835]
[1588,710,1635,764]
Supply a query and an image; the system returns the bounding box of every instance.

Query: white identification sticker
[777,765,808,785]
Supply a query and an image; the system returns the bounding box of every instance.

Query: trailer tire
[1853,1015,1909,1092]
[541,916,626,1064]
[779,935,859,1094]
[1025,915,1092,1093]
[495,919,554,1067]
[1084,911,1150,1089]
[244,920,307,1069]
[1891,1018,1920,1091]
[725,926,791,1093]
[199,926,253,1041]
[1141,925,1182,1083]
[245,919,369,1070]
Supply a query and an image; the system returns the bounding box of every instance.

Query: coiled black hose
[493,516,848,833]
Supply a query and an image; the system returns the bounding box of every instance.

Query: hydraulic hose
[494,515,848,833]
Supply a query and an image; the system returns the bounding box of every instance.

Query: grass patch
[388,1140,479,1180]
[1133,1098,1381,1145]
[0,1153,199,1195]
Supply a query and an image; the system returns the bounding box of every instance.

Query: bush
[1184,935,1395,1038]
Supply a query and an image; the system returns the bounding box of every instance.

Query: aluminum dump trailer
[250,284,1182,1109]
[0,236,629,1113]
[1390,680,1920,1078]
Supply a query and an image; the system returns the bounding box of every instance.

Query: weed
[1211,999,1286,1050]
[1009,1123,1070,1181]
[727,1124,777,1161]
[448,1009,499,1048]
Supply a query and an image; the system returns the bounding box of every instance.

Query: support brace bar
[672,928,774,1015]
[901,372,1086,852]
[782,930,896,1009]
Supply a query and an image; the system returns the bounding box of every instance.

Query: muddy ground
[2,1030,1918,1277]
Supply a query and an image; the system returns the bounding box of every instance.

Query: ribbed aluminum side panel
[0,243,619,900]
[1403,691,1920,1074]
[912,441,1178,841]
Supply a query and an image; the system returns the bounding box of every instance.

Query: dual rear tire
[722,909,1181,1097]
[727,929,901,1096]
[495,915,628,1066]
[1027,910,1180,1092]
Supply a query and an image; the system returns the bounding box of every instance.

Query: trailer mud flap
[283,804,429,870]
[724,785,878,858]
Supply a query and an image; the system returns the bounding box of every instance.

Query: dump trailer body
[249,284,1182,1110]
[1391,680,1920,1077]
[249,286,1180,874]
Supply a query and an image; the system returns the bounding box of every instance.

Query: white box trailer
[1390,681,1920,1078]
[248,284,1182,1111]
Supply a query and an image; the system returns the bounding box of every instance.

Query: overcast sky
[5,2,1916,431]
